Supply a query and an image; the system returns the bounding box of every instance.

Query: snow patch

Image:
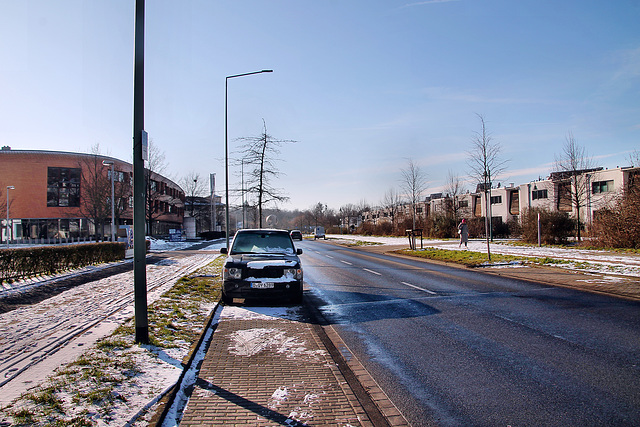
[247,259,297,269]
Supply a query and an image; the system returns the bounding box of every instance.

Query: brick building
[0,148,184,242]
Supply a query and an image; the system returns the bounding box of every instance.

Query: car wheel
[291,287,303,304]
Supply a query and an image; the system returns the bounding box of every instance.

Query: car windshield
[231,232,295,255]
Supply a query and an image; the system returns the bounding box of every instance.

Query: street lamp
[6,185,15,245]
[102,160,116,242]
[225,69,273,248]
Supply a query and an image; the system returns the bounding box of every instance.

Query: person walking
[458,218,469,248]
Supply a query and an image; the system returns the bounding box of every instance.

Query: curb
[303,298,410,426]
[148,302,222,426]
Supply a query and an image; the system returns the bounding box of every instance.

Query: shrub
[0,242,125,284]
[590,183,640,248]
[425,214,457,239]
[520,208,575,245]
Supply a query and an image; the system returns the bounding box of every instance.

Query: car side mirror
[220,247,228,254]
[297,248,303,255]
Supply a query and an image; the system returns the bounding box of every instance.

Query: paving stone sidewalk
[179,305,400,427]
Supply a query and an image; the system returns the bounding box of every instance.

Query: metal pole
[110,164,115,242]
[133,0,148,344]
[6,186,14,246]
[224,69,272,249]
[210,173,215,232]
[103,161,116,242]
[537,212,541,247]
[225,77,229,248]
[241,159,245,228]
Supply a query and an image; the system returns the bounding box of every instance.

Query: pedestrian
[458,218,469,248]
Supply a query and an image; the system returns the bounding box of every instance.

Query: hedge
[0,242,126,285]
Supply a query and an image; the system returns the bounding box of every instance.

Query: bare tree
[627,149,640,167]
[236,120,295,227]
[399,158,428,231]
[180,171,207,218]
[467,114,508,259]
[553,132,596,241]
[311,202,327,229]
[77,144,111,240]
[339,203,360,233]
[444,170,466,221]
[381,187,401,233]
[0,187,6,219]
[145,140,170,236]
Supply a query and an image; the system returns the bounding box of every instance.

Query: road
[298,239,640,426]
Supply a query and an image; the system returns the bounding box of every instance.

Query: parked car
[220,229,303,304]
[313,226,326,240]
[290,230,303,241]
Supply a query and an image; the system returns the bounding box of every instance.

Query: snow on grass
[326,234,640,277]
[0,251,223,426]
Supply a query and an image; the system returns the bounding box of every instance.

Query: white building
[361,165,639,233]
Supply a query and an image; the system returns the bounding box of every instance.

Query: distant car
[220,229,303,304]
[290,230,303,241]
[313,226,326,240]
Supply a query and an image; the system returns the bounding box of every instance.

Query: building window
[108,170,126,183]
[47,167,81,207]
[458,200,469,208]
[473,196,482,217]
[509,191,519,215]
[532,189,548,200]
[592,180,614,194]
[557,183,572,212]
[490,195,502,204]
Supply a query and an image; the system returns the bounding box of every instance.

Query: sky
[1,0,639,212]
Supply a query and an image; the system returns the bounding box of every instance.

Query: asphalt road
[298,240,640,426]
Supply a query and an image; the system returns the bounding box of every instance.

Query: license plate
[251,282,275,289]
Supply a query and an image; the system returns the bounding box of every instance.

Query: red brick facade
[0,149,184,240]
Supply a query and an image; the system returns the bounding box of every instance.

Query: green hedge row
[0,243,126,285]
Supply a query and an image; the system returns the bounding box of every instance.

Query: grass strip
[1,256,223,426]
[394,247,572,268]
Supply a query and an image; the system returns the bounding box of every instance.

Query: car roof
[236,228,289,234]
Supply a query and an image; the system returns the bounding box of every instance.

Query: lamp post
[210,173,216,232]
[6,185,14,246]
[102,160,116,242]
[225,69,273,249]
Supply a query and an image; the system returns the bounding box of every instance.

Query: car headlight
[285,268,303,280]
[224,267,242,280]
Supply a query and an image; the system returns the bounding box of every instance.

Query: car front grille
[246,267,286,279]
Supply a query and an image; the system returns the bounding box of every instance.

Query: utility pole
[133,0,149,344]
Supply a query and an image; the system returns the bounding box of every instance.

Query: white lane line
[363,268,382,276]
[326,255,334,259]
[340,260,353,266]
[401,281,437,295]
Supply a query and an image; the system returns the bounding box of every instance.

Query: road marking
[340,260,353,265]
[363,268,382,276]
[326,255,334,259]
[401,281,437,295]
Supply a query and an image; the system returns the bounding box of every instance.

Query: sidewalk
[178,305,406,427]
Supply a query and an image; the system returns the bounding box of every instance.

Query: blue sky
[1,0,639,211]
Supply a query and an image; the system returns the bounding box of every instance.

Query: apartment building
[362,166,639,231]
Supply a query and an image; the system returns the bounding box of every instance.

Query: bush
[0,242,126,285]
[590,184,640,248]
[425,214,457,239]
[520,208,575,245]
[467,217,486,238]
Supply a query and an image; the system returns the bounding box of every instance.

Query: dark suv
[220,229,303,304]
